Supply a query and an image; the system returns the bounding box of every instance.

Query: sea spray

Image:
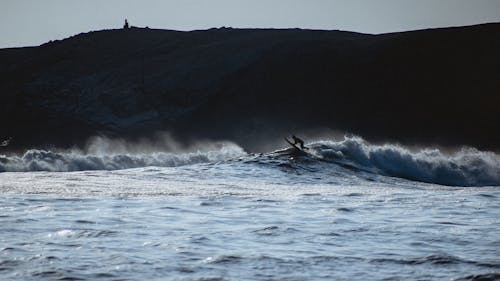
[0,139,245,172]
[2,135,500,187]
[311,136,500,186]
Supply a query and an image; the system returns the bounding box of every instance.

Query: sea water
[1,137,499,280]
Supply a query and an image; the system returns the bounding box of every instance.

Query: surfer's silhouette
[291,135,305,149]
[0,137,12,147]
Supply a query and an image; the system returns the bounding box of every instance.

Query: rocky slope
[1,24,499,152]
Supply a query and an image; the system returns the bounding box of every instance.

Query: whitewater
[1,136,499,281]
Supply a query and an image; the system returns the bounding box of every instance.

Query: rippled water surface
[1,139,499,280]
[2,184,499,280]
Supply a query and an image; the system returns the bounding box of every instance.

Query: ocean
[1,137,499,280]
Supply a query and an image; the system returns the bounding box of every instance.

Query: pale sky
[1,0,500,48]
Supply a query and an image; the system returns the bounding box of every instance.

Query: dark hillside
[1,24,499,151]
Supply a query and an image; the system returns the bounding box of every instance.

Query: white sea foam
[1,135,499,187]
[0,139,245,172]
[312,136,500,186]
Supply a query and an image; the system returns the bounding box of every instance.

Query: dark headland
[1,23,499,152]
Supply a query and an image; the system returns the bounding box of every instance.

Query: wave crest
[0,143,245,172]
[312,137,500,186]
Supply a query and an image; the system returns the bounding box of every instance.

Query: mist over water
[311,137,500,187]
[1,135,499,187]
[0,135,245,173]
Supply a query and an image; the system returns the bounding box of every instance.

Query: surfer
[291,135,305,149]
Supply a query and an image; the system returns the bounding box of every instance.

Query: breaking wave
[0,143,245,172]
[309,137,500,187]
[2,134,500,187]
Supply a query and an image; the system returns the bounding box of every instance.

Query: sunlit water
[1,138,499,280]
